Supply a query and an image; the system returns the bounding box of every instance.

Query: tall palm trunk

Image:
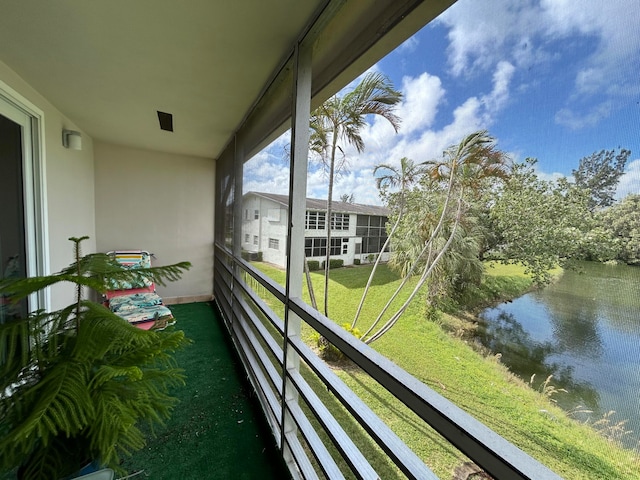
[304,259,317,310]
[360,131,508,343]
[360,164,458,340]
[350,202,403,329]
[323,135,338,317]
[311,72,403,318]
[364,196,463,344]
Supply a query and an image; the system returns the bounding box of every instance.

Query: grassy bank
[437,261,562,338]
[252,262,639,479]
[453,261,563,313]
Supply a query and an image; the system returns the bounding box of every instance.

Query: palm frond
[0,360,93,461]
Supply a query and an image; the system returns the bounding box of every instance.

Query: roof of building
[245,191,389,217]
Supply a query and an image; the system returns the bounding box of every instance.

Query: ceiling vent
[157,111,173,132]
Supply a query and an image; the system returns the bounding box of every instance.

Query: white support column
[232,136,244,324]
[286,50,312,303]
[281,41,312,476]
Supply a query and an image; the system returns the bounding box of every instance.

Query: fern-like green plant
[0,237,191,479]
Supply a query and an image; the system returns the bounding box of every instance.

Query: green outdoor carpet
[122,302,290,479]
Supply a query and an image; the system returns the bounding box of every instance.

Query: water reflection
[477,311,600,411]
[478,261,640,450]
[537,289,604,357]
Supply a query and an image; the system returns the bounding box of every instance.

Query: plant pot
[74,468,115,480]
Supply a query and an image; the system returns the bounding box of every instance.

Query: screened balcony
[0,1,571,478]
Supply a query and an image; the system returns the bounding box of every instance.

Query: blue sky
[244,0,640,206]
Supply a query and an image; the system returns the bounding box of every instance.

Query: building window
[268,238,279,250]
[254,209,259,220]
[305,237,345,257]
[253,235,258,245]
[305,237,326,257]
[305,210,326,229]
[356,215,389,253]
[331,212,350,230]
[244,233,249,243]
[330,238,343,255]
[244,209,249,220]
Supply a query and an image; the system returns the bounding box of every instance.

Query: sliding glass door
[0,94,41,320]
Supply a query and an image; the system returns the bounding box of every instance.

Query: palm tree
[423,130,510,195]
[361,130,510,344]
[351,157,424,329]
[339,193,355,203]
[311,72,402,317]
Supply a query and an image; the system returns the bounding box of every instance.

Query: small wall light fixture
[62,129,82,150]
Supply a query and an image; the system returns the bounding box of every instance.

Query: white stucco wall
[0,59,96,311]
[260,204,288,267]
[94,142,215,302]
[241,195,288,266]
[242,195,262,253]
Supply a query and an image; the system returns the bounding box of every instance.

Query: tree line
[379,145,635,316]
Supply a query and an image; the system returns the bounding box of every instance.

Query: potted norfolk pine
[0,237,191,479]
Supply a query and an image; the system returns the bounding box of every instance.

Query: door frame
[0,80,49,311]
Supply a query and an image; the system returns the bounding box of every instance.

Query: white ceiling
[0,0,324,159]
[0,1,455,160]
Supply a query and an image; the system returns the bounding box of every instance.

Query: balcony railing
[213,243,563,479]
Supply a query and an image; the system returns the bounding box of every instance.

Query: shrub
[321,259,344,270]
[353,258,361,265]
[241,250,262,261]
[306,260,320,271]
[314,323,361,362]
[316,335,342,362]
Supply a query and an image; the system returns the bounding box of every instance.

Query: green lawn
[251,262,640,479]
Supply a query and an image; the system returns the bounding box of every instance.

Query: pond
[477,261,640,450]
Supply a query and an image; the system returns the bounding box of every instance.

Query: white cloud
[438,0,640,118]
[481,61,515,116]
[535,168,565,184]
[242,132,292,195]
[539,0,601,37]
[616,158,640,199]
[326,74,442,179]
[437,0,543,76]
[306,168,330,199]
[397,73,445,135]
[243,157,290,195]
[540,0,640,98]
[397,35,419,54]
[574,67,607,97]
[440,0,640,76]
[554,101,612,130]
[323,59,515,200]
[242,1,639,209]
[334,170,383,206]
